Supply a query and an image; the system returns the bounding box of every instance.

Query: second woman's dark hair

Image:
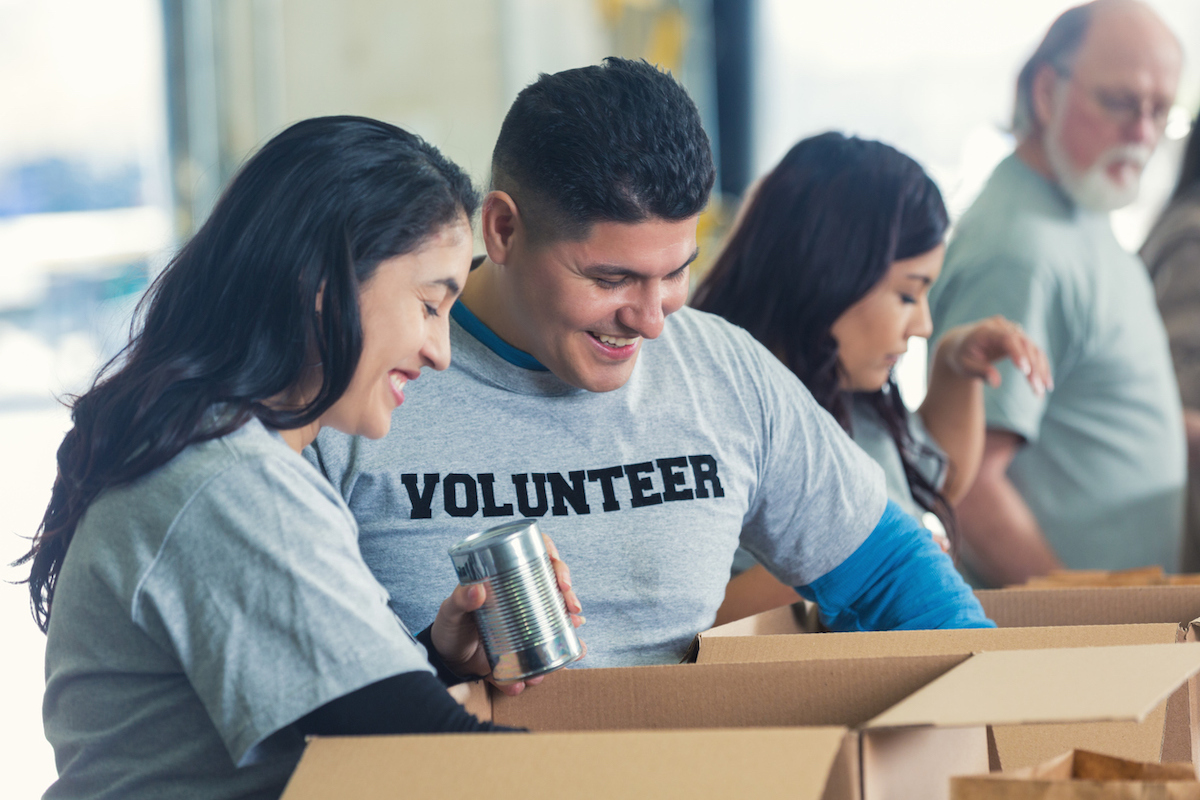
[19,115,479,631]
[693,132,953,538]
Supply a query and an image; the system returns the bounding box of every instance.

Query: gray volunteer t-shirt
[43,417,435,800]
[731,393,946,575]
[310,306,887,667]
[930,154,1185,573]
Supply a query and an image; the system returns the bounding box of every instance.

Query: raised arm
[919,316,1051,503]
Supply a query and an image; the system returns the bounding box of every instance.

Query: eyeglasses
[1057,70,1173,129]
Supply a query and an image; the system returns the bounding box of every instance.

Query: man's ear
[1031,63,1061,134]
[481,191,523,266]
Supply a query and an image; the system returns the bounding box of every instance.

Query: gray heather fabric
[731,392,946,575]
[1142,191,1200,571]
[930,154,1185,575]
[43,417,435,800]
[309,306,887,667]
[846,393,947,520]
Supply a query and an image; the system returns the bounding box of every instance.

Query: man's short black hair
[491,57,716,243]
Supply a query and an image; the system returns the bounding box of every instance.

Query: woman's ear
[481,191,523,266]
[315,279,325,314]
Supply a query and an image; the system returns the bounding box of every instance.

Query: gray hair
[1012,3,1096,137]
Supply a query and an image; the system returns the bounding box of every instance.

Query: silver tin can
[448,519,583,682]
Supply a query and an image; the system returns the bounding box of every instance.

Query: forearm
[918,344,985,504]
[714,564,802,628]
[296,671,523,735]
[956,467,1061,587]
[797,500,993,631]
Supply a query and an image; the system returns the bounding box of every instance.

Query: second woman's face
[829,244,945,393]
[321,219,474,440]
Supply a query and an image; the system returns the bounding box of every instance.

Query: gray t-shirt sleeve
[733,334,889,586]
[933,256,1071,443]
[131,454,435,767]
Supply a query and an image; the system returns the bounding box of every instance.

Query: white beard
[1044,87,1152,212]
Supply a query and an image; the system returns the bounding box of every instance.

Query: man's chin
[557,358,639,393]
[1060,169,1140,212]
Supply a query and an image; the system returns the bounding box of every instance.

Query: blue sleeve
[796,500,994,631]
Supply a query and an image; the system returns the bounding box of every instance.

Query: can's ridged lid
[448,519,546,582]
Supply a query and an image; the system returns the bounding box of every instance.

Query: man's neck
[1015,135,1057,185]
[458,257,526,351]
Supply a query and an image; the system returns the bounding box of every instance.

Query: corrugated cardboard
[689,623,1185,769]
[694,594,1200,770]
[282,727,850,800]
[951,749,1200,799]
[487,653,985,800]
[866,644,1200,729]
[976,586,1200,628]
[282,644,1200,800]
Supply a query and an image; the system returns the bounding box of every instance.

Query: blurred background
[2,0,1198,794]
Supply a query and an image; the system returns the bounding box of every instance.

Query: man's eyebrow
[580,248,701,278]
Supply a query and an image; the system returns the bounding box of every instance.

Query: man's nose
[618,283,668,340]
[1126,113,1159,146]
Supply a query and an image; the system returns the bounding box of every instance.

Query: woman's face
[829,244,945,392]
[321,219,474,440]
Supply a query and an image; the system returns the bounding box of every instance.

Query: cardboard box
[950,749,1200,799]
[282,643,1200,800]
[694,589,1200,768]
[282,727,852,800]
[975,586,1200,628]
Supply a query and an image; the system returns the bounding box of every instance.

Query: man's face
[1041,8,1181,210]
[504,216,699,393]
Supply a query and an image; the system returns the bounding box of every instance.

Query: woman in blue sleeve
[693,132,1051,623]
[18,116,581,800]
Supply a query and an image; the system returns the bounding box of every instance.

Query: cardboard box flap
[492,655,969,732]
[281,727,850,800]
[866,643,1200,730]
[976,586,1200,628]
[693,623,1182,665]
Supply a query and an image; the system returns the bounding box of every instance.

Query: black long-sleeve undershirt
[296,626,523,735]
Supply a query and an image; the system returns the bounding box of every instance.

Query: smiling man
[930,0,1186,586]
[310,58,991,669]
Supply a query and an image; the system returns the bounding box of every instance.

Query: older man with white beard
[929,0,1185,587]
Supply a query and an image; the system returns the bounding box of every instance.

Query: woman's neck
[278,420,320,454]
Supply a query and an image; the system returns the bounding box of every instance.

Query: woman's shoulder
[84,418,337,547]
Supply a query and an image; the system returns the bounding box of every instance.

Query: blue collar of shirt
[450,300,549,372]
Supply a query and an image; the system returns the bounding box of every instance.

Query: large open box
[282,643,1200,800]
[693,589,1200,769]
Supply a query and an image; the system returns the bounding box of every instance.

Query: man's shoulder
[948,162,1090,282]
[657,306,768,362]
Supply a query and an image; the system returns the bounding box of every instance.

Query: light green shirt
[930,154,1185,575]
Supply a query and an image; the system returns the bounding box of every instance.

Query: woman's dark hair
[693,132,954,541]
[18,115,478,632]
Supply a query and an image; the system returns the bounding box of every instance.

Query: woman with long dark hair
[19,116,580,799]
[1142,109,1200,573]
[694,132,1050,621]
